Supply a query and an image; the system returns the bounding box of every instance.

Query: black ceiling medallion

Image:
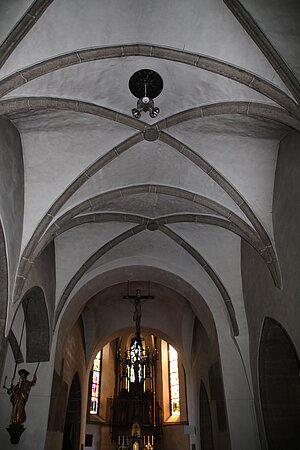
[129,69,163,119]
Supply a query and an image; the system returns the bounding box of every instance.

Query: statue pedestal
[6,424,25,444]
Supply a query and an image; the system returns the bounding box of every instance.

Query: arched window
[168,344,180,416]
[90,351,102,415]
[130,338,143,383]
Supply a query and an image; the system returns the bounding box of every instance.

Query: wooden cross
[123,283,155,335]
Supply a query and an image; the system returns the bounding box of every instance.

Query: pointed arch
[0,45,298,117]
[21,286,50,362]
[259,317,300,449]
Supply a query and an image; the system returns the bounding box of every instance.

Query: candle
[144,436,145,445]
[123,436,124,445]
[152,436,154,446]
[119,436,120,445]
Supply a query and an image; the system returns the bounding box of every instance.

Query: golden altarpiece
[109,289,162,450]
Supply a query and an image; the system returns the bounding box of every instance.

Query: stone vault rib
[223,0,300,104]
[0,0,54,70]
[54,222,238,336]
[0,44,298,118]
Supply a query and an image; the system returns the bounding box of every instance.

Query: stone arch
[0,219,8,377]
[1,97,299,133]
[200,381,214,450]
[58,272,216,369]
[35,212,260,266]
[223,0,300,103]
[0,45,297,117]
[156,102,300,132]
[11,102,282,298]
[62,372,82,450]
[0,0,55,69]
[0,0,298,102]
[54,222,238,336]
[259,317,300,450]
[21,286,50,362]
[87,325,190,375]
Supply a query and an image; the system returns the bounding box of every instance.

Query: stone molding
[223,0,300,104]
[1,97,299,132]
[0,0,54,70]
[53,221,239,336]
[0,99,285,300]
[35,212,260,260]
[0,44,299,118]
[160,225,239,336]
[54,224,146,325]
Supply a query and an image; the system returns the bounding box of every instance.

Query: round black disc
[129,69,163,99]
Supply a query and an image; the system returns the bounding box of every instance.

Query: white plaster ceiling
[1,0,299,341]
[2,58,277,113]
[54,222,134,303]
[85,230,232,321]
[241,0,300,80]
[86,194,218,218]
[168,120,281,236]
[0,0,291,93]
[20,118,136,247]
[59,139,250,222]
[0,0,32,45]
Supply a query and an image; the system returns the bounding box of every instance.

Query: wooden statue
[8,369,37,425]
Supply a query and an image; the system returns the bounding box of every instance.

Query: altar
[110,289,161,449]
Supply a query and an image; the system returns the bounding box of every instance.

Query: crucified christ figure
[123,286,154,335]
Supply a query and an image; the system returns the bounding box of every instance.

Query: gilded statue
[7,369,37,425]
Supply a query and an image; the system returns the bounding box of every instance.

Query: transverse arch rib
[34,212,261,259]
[0,44,299,118]
[1,97,299,132]
[54,223,239,336]
[6,98,282,300]
[34,185,277,290]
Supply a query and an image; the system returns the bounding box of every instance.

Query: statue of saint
[8,369,37,425]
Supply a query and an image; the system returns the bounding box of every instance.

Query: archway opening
[259,318,300,449]
[200,381,214,450]
[62,372,81,450]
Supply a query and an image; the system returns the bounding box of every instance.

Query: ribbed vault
[0,0,299,423]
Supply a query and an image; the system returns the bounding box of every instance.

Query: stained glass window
[130,339,142,383]
[168,344,180,415]
[90,351,102,415]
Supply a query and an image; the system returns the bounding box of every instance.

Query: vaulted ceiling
[1,0,300,342]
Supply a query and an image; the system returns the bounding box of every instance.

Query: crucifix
[123,282,155,336]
